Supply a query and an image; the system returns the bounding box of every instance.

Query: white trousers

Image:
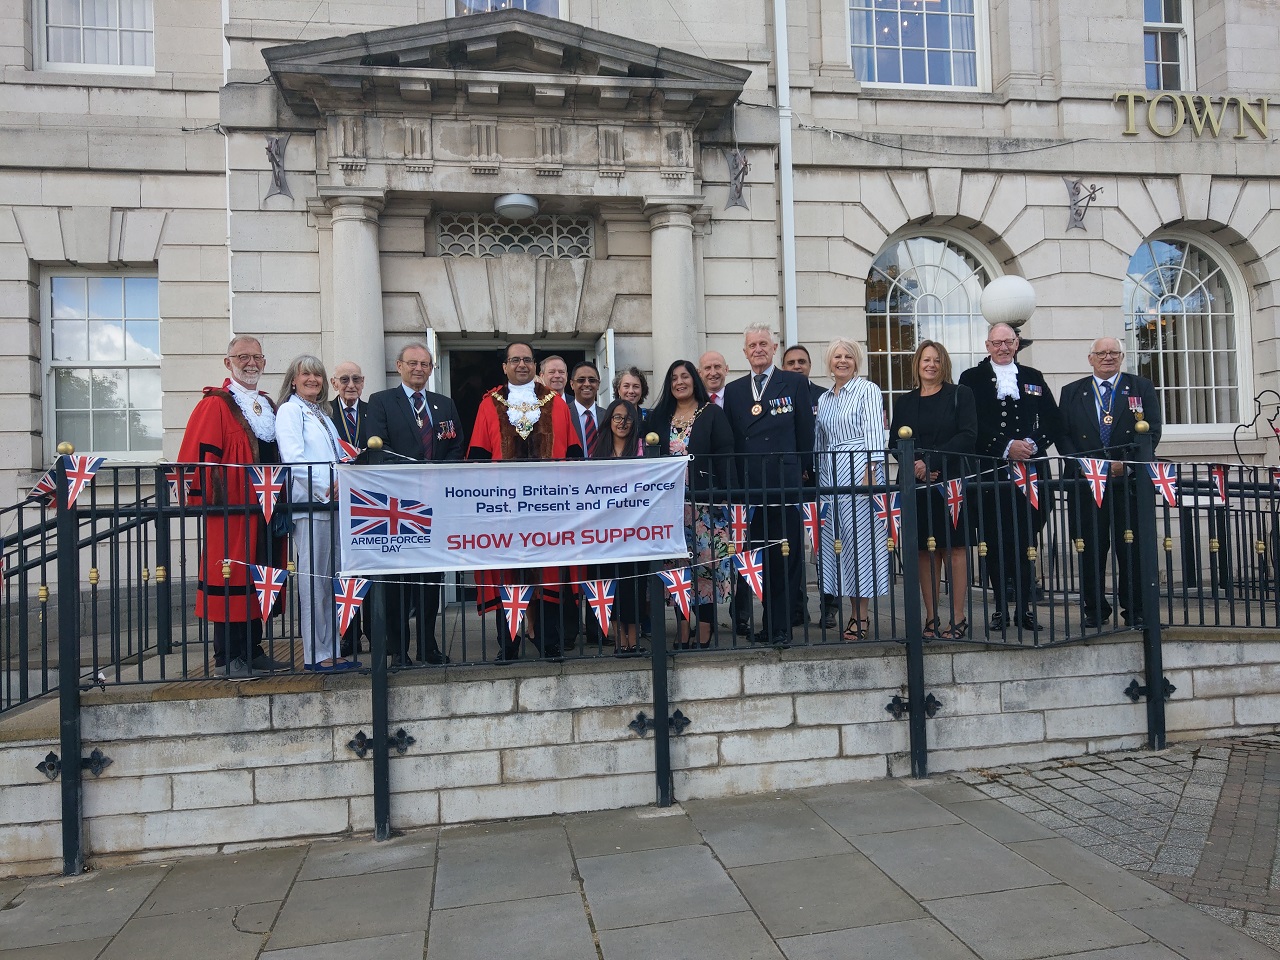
[294,515,338,665]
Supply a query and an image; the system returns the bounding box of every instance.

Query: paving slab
[427,893,596,960]
[139,847,304,916]
[0,881,23,910]
[0,940,113,960]
[565,805,702,858]
[683,795,853,867]
[942,798,1060,843]
[1041,944,1185,960]
[297,833,437,881]
[804,780,962,837]
[1117,902,1280,960]
[267,867,434,949]
[596,911,784,960]
[434,821,575,909]
[235,900,282,934]
[777,917,980,960]
[0,865,167,951]
[578,844,748,930]
[98,906,263,960]
[730,851,925,938]
[923,884,1149,960]
[262,931,426,960]
[851,822,1057,900]
[1008,838,1177,912]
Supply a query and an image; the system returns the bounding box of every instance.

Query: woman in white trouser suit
[275,355,354,670]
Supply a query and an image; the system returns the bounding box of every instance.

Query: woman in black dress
[648,360,737,648]
[591,398,647,654]
[889,340,977,639]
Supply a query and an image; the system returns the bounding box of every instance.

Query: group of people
[179,320,1160,677]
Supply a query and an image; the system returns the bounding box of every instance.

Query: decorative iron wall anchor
[35,748,112,781]
[724,148,750,211]
[347,728,416,758]
[265,134,292,201]
[885,693,942,720]
[1124,678,1176,703]
[1064,177,1103,231]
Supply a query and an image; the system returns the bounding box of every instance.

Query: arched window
[1125,236,1244,428]
[866,234,991,410]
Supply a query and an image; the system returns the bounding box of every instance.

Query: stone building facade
[0,0,1277,502]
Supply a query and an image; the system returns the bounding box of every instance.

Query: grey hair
[277,354,329,407]
[226,335,262,356]
[396,341,433,364]
[743,322,778,344]
[824,337,864,375]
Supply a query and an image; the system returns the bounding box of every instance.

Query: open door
[425,327,440,394]
[595,328,615,405]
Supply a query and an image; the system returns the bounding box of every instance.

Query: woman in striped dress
[816,338,889,640]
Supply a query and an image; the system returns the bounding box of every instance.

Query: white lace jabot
[227,379,277,442]
[993,361,1020,401]
[504,381,542,432]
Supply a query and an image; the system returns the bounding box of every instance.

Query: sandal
[923,617,940,640]
[842,616,868,642]
[944,618,969,641]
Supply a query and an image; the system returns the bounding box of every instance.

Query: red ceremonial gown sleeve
[467,396,500,461]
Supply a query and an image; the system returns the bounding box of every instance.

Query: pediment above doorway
[263,9,750,132]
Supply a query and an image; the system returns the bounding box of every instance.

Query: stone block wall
[1,629,1277,877]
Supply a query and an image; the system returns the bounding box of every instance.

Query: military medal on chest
[751,403,763,416]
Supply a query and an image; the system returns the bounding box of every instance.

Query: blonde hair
[277,354,329,406]
[824,337,864,375]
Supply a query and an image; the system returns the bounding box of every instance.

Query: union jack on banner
[249,465,286,525]
[872,492,902,544]
[1148,462,1179,508]
[337,439,360,463]
[943,478,965,529]
[249,564,288,624]
[1012,461,1040,510]
[1210,464,1228,505]
[656,567,694,621]
[27,466,56,506]
[1078,458,1111,508]
[1271,467,1280,490]
[799,502,828,553]
[164,466,192,505]
[581,579,617,634]
[64,455,105,507]
[499,584,533,641]
[729,504,755,551]
[732,548,765,601]
[348,487,433,537]
[332,576,371,636]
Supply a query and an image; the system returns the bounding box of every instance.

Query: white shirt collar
[1093,374,1119,388]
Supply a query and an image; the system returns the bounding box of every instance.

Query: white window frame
[41,269,164,463]
[1143,0,1195,92]
[449,0,564,17]
[846,0,992,93]
[865,226,1001,413]
[33,0,155,75]
[1123,229,1249,439]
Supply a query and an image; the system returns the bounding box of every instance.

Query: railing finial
[56,441,74,455]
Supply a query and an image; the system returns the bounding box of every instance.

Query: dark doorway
[448,346,587,440]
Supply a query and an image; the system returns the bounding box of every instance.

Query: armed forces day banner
[336,457,689,575]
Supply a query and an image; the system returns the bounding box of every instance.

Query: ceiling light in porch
[494,193,540,220]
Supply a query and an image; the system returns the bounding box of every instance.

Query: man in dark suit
[366,342,466,664]
[724,324,816,645]
[959,323,1060,634]
[329,360,370,656]
[1057,336,1161,628]
[568,360,607,456]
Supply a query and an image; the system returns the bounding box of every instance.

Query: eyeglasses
[505,356,535,365]
[611,415,633,425]
[229,353,265,364]
[1091,350,1123,359]
[336,375,365,384]
[986,339,1017,348]
[573,377,600,385]
[400,360,432,370]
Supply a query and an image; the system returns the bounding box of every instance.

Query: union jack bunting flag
[348,488,433,537]
[499,584,533,641]
[1078,458,1111,508]
[872,492,902,544]
[1210,464,1228,505]
[1271,467,1280,490]
[27,466,56,506]
[337,439,360,463]
[1148,462,1179,508]
[248,465,286,525]
[332,576,371,636]
[729,504,755,551]
[732,548,765,601]
[656,567,694,622]
[799,501,828,553]
[581,579,617,634]
[249,564,288,624]
[943,477,965,529]
[164,465,192,505]
[64,455,105,507]
[1012,461,1040,510]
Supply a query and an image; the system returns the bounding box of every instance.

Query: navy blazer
[723,367,816,489]
[568,401,607,458]
[329,397,370,449]
[366,386,466,463]
[1057,372,1161,466]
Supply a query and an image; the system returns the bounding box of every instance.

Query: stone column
[322,188,387,394]
[645,199,701,381]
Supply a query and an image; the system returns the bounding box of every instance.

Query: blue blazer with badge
[366,386,466,463]
[723,367,816,489]
[1057,372,1161,467]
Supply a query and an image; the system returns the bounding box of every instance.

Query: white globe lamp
[980,275,1037,329]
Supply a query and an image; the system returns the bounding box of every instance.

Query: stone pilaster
[321,188,387,394]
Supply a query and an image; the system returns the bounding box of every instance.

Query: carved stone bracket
[330,115,367,172]
[403,117,434,173]
[599,125,625,178]
[471,119,500,174]
[536,121,563,177]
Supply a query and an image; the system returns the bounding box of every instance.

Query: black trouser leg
[415,577,443,660]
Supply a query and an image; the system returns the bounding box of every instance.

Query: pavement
[4,738,1279,960]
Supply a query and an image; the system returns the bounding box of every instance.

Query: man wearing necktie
[366,343,466,664]
[699,351,728,408]
[329,360,369,655]
[569,361,606,457]
[1057,337,1161,629]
